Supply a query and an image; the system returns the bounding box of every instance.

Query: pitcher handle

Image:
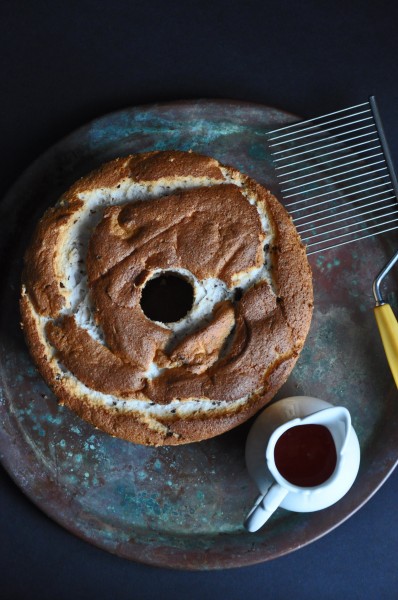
[244,484,289,532]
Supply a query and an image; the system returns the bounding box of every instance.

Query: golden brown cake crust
[20,150,313,446]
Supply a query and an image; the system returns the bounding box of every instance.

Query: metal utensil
[373,250,398,387]
[268,96,398,384]
[266,96,398,254]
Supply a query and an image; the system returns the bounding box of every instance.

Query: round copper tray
[1,100,397,569]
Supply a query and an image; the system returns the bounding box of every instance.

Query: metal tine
[304,216,398,248]
[289,185,395,216]
[296,196,395,233]
[281,161,387,194]
[293,191,396,224]
[305,223,398,256]
[273,129,378,161]
[267,101,369,135]
[268,114,373,147]
[279,151,384,185]
[274,137,381,168]
[283,167,389,199]
[277,145,383,178]
[286,177,391,207]
[268,108,371,143]
[298,206,398,238]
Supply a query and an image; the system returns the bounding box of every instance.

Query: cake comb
[266,96,398,255]
[267,96,398,385]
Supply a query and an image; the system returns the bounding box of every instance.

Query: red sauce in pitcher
[274,424,337,487]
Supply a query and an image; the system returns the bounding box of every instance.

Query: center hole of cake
[140,273,194,323]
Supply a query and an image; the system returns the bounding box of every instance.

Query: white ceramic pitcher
[244,398,360,533]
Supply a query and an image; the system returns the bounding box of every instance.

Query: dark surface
[1,0,398,597]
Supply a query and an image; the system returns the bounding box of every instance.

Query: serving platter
[0,100,398,569]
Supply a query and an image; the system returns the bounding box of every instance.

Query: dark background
[1,1,398,598]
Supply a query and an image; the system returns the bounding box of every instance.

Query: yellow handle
[374,304,398,388]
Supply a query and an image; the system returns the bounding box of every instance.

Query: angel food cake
[20,150,313,446]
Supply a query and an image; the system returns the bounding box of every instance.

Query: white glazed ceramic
[244,396,361,532]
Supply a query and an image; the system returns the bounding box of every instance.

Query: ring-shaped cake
[20,151,313,445]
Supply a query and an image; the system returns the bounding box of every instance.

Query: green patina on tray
[0,100,397,569]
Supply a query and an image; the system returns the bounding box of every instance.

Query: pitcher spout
[301,406,351,456]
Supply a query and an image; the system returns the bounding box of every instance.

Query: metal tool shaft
[373,249,398,305]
